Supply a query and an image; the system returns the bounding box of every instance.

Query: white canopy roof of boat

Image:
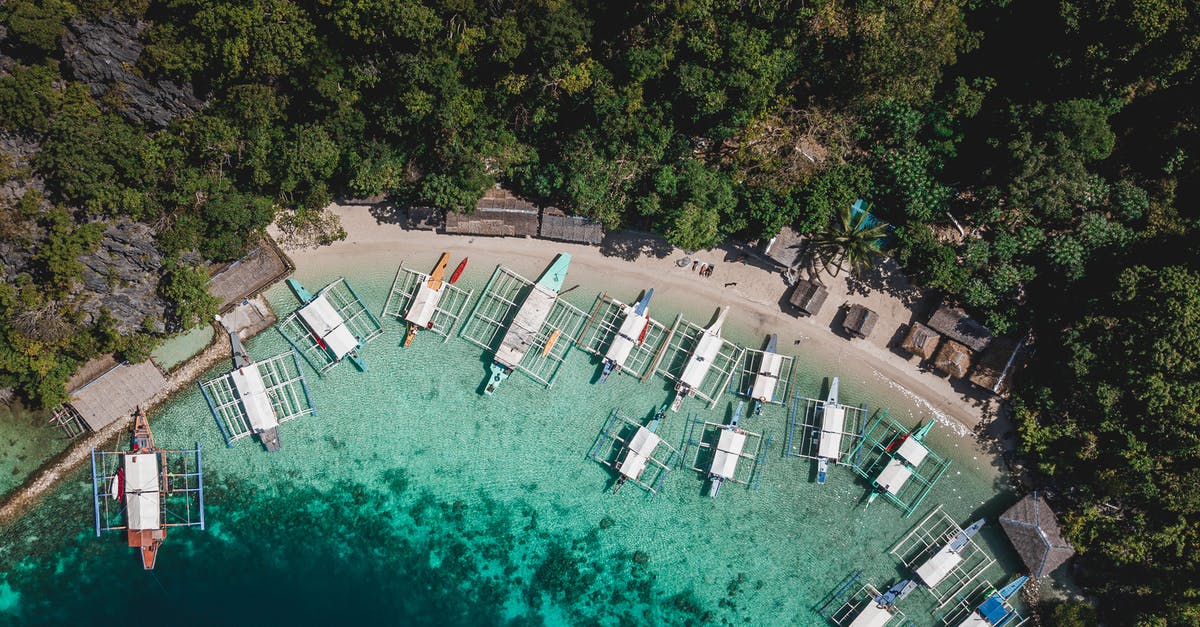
[896,437,930,467]
[680,332,723,387]
[849,602,895,627]
[618,427,661,480]
[405,282,443,327]
[876,459,914,495]
[124,453,161,531]
[618,450,650,480]
[231,363,279,432]
[819,404,847,459]
[617,309,649,338]
[956,612,991,627]
[298,294,358,359]
[750,352,784,402]
[710,429,747,479]
[916,543,964,587]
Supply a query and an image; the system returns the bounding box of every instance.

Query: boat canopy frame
[935,578,1029,627]
[278,277,383,374]
[198,349,315,447]
[849,411,952,516]
[459,265,588,387]
[785,392,870,466]
[89,444,205,537]
[889,505,997,610]
[680,412,771,493]
[732,348,796,406]
[827,582,907,627]
[381,261,475,341]
[577,293,672,382]
[588,408,679,494]
[655,316,744,407]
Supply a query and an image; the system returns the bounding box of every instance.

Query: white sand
[274,203,1012,450]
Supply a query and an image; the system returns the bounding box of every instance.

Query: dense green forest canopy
[1,1,1199,623]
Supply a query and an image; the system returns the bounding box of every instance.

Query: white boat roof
[849,602,895,627]
[628,426,661,457]
[680,332,723,387]
[750,352,784,402]
[618,450,650,480]
[876,459,913,495]
[604,334,636,365]
[124,453,160,531]
[617,309,648,338]
[916,544,964,587]
[299,294,359,359]
[405,282,443,327]
[819,405,846,459]
[496,284,557,367]
[710,429,747,479]
[956,612,991,627]
[896,437,930,467]
[231,364,279,432]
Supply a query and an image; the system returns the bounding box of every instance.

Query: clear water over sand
[0,263,1021,626]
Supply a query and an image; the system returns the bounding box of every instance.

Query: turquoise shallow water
[0,262,1022,626]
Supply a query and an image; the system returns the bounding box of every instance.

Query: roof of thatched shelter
[763,226,805,269]
[927,306,993,353]
[444,186,540,237]
[788,279,828,316]
[843,304,878,339]
[969,336,1026,396]
[1000,492,1076,578]
[933,339,972,378]
[539,207,603,245]
[901,322,942,359]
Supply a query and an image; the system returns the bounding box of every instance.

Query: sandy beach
[275,202,1014,454]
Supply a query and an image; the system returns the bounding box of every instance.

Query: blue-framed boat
[957,576,1029,627]
[599,288,653,383]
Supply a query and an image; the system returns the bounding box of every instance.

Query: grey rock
[77,219,168,334]
[62,14,203,128]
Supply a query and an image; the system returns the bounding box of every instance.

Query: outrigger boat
[403,253,468,347]
[119,409,165,569]
[599,289,654,383]
[228,331,281,451]
[957,576,1029,627]
[707,399,747,498]
[287,278,367,371]
[612,404,669,493]
[748,334,784,416]
[914,518,986,588]
[815,377,843,485]
[848,580,918,627]
[485,253,571,395]
[672,306,730,411]
[867,420,935,505]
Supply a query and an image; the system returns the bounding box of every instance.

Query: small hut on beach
[900,322,941,359]
[762,226,806,269]
[842,304,878,339]
[1000,492,1076,578]
[539,207,604,245]
[968,336,1026,396]
[927,306,992,353]
[789,279,828,317]
[445,186,540,237]
[933,339,972,378]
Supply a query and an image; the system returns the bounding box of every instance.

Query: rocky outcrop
[61,14,202,128]
[77,220,168,333]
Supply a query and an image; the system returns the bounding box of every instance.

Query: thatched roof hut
[843,304,878,339]
[927,306,993,353]
[1000,492,1076,578]
[539,207,604,245]
[444,186,540,237]
[900,322,941,359]
[933,339,972,378]
[969,336,1026,396]
[763,226,806,269]
[789,279,828,316]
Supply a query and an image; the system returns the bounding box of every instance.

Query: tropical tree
[808,202,889,279]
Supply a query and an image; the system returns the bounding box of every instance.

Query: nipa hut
[927,306,993,353]
[444,186,540,237]
[788,279,828,317]
[842,304,878,339]
[999,492,1076,578]
[762,226,806,269]
[539,207,604,245]
[933,339,972,378]
[968,336,1026,396]
[900,322,941,359]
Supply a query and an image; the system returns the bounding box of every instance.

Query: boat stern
[484,362,511,395]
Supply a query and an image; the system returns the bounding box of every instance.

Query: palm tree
[807,202,889,280]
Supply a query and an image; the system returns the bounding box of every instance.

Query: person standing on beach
[692,260,698,272]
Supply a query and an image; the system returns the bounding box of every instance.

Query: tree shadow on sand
[843,258,927,308]
[599,230,675,261]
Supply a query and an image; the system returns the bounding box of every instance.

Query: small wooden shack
[969,336,1025,396]
[539,207,604,245]
[842,304,878,339]
[933,339,972,378]
[999,492,1076,578]
[900,322,941,359]
[788,279,828,317]
[763,226,806,269]
[444,186,540,237]
[927,306,992,353]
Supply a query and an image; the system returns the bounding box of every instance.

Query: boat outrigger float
[403,252,468,347]
[485,253,572,395]
[599,289,653,383]
[287,278,368,371]
[671,306,730,411]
